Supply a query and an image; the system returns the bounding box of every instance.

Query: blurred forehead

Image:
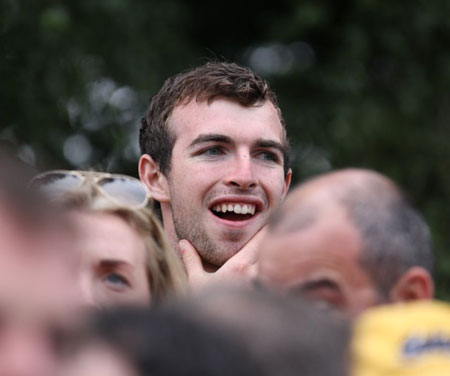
[260,210,366,285]
[0,204,78,321]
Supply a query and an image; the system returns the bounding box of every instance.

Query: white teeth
[212,203,256,215]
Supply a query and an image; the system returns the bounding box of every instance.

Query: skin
[0,202,79,376]
[179,226,267,288]
[70,211,151,307]
[258,169,434,317]
[141,98,291,267]
[63,343,138,376]
[259,207,380,318]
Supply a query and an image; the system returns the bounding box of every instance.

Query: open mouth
[210,203,257,221]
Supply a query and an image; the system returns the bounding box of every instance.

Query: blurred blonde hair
[55,181,187,302]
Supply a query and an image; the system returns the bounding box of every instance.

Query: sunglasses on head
[30,170,150,209]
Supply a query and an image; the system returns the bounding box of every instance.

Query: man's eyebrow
[189,134,233,148]
[253,139,285,154]
[291,279,342,294]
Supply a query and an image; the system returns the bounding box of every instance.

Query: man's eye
[256,151,279,162]
[304,290,344,311]
[201,147,224,156]
[311,298,338,312]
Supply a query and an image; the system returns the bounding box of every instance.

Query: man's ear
[389,266,434,303]
[281,168,292,201]
[139,154,170,203]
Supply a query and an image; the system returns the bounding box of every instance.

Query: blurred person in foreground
[258,168,434,318]
[139,61,292,287]
[0,151,79,376]
[175,286,351,376]
[62,286,350,376]
[31,170,187,307]
[62,306,261,376]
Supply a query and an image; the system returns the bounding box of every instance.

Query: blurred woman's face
[70,211,151,308]
[62,342,138,376]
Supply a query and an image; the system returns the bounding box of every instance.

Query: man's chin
[199,243,242,267]
[192,226,257,266]
[201,259,223,271]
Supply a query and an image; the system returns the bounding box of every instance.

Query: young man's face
[161,98,291,266]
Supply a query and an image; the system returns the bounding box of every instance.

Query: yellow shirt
[352,300,450,376]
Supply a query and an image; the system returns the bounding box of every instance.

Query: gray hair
[342,185,433,298]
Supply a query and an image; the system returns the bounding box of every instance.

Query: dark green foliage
[1,0,449,298]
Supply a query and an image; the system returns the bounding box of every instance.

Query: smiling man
[139,62,291,285]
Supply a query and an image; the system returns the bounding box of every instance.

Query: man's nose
[224,153,257,190]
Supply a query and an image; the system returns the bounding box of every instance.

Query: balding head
[269,169,399,231]
[259,169,433,317]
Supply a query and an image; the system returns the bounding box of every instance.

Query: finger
[247,263,259,280]
[179,239,204,276]
[223,227,268,272]
[236,226,268,264]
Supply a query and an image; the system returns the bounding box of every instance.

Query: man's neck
[160,205,182,258]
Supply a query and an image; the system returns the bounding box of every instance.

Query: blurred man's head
[177,286,350,376]
[62,305,263,376]
[258,169,433,317]
[63,286,349,376]
[139,61,291,265]
[0,152,78,376]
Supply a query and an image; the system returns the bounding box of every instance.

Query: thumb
[179,239,203,276]
[235,226,268,265]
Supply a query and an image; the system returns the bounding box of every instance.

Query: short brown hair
[139,61,290,175]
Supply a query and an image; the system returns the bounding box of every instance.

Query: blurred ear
[281,168,292,201]
[139,154,170,203]
[389,266,434,302]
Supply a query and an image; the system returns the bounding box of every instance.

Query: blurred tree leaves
[1,0,450,297]
[1,0,195,172]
